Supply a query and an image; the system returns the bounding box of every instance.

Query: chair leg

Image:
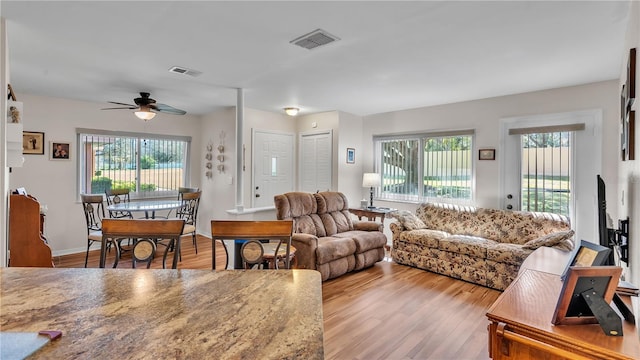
[192,233,198,254]
[84,240,92,268]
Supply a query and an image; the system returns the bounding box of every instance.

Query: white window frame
[77,128,191,199]
[374,130,475,205]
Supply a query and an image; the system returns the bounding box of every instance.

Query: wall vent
[168,66,202,77]
[290,29,340,50]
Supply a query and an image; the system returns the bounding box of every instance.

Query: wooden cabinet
[9,194,53,267]
[487,268,639,360]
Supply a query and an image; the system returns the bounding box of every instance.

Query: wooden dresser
[486,247,640,359]
[8,194,53,267]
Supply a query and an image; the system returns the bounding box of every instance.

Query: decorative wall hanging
[479,148,495,160]
[205,142,213,179]
[217,131,226,173]
[50,141,71,160]
[622,48,636,161]
[346,148,355,164]
[23,131,45,155]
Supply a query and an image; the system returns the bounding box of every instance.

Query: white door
[252,130,294,207]
[500,110,602,243]
[299,130,332,193]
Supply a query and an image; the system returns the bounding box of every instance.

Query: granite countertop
[1,268,324,359]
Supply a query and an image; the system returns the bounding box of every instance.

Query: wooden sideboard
[487,247,639,360]
[8,194,53,267]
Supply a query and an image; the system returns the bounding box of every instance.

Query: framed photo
[560,240,611,280]
[50,141,71,160]
[626,48,636,112]
[478,148,495,160]
[7,100,23,123]
[346,148,355,164]
[552,266,621,326]
[22,131,45,155]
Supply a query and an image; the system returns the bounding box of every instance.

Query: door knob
[506,205,513,210]
[255,194,260,198]
[507,194,513,199]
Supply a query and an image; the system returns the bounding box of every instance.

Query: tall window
[375,131,473,203]
[78,130,191,198]
[520,131,571,216]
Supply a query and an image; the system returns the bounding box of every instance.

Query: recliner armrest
[354,221,383,232]
[291,233,319,270]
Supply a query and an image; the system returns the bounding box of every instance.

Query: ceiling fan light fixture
[284,107,300,116]
[134,110,156,121]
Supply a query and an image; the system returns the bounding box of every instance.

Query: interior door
[299,130,332,193]
[252,130,294,207]
[500,110,602,243]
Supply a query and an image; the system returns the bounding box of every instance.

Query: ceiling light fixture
[284,107,299,116]
[134,109,156,121]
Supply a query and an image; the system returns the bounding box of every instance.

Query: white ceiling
[1,1,631,117]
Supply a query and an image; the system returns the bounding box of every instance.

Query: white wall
[362,81,620,217]
[620,0,640,286]
[337,111,364,203]
[1,17,9,266]
[8,93,203,255]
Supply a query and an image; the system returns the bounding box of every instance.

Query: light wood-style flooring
[55,235,500,360]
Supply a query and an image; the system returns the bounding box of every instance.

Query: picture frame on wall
[346,148,355,164]
[50,141,71,160]
[22,131,45,155]
[626,48,636,112]
[478,148,495,160]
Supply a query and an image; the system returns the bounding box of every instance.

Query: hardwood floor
[55,235,500,359]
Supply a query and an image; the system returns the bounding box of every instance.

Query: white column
[235,88,244,212]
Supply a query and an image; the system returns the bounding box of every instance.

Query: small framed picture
[552,266,621,327]
[22,131,45,155]
[346,148,355,164]
[50,141,71,160]
[478,148,495,160]
[560,240,611,280]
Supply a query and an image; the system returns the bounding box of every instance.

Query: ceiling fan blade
[101,106,138,110]
[152,103,187,115]
[108,101,137,107]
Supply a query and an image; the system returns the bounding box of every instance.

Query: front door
[252,130,294,208]
[500,110,602,243]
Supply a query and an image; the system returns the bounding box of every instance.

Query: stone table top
[0,268,324,359]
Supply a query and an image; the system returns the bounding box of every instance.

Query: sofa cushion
[439,235,490,258]
[397,229,448,248]
[522,229,575,250]
[389,210,427,230]
[316,236,357,264]
[486,242,533,266]
[334,230,387,253]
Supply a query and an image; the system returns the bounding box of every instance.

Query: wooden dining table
[0,268,324,359]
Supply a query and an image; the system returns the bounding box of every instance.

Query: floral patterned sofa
[390,203,574,290]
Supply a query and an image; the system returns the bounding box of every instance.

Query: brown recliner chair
[274,191,386,281]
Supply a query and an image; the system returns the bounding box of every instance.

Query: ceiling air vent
[290,29,340,50]
[168,66,202,77]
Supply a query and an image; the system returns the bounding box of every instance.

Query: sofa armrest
[291,233,319,270]
[389,221,405,234]
[353,221,383,232]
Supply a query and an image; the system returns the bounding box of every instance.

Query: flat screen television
[597,175,615,265]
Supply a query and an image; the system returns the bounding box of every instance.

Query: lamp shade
[362,173,381,187]
[134,110,156,121]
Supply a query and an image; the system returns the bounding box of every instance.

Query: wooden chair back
[101,219,185,269]
[177,190,201,226]
[210,220,294,270]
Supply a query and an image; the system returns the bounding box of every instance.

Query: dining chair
[174,190,201,256]
[164,187,199,218]
[105,188,133,219]
[81,194,120,268]
[101,219,185,269]
[210,220,294,270]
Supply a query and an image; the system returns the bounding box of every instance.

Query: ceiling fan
[101,92,186,120]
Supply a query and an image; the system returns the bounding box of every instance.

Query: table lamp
[362,173,381,209]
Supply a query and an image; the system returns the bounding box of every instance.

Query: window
[375,131,473,203]
[78,129,191,198]
[520,131,572,216]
